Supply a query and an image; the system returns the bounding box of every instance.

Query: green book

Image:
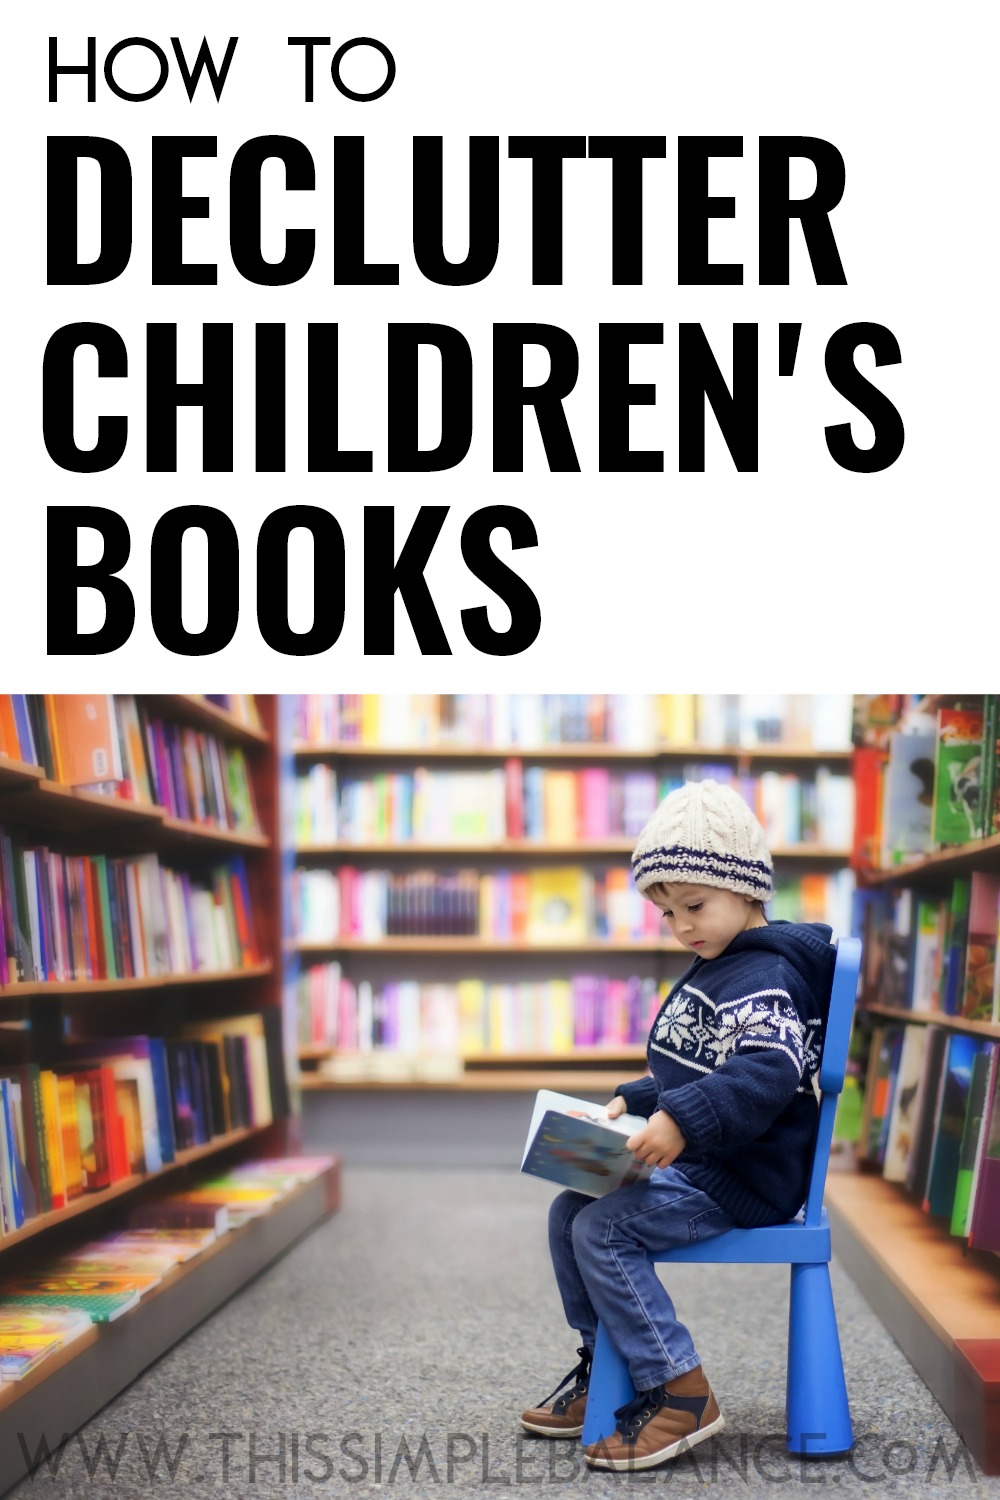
[0,1281,141,1322]
[951,1045,995,1236]
[931,707,984,846]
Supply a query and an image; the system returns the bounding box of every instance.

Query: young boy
[520,779,837,1471]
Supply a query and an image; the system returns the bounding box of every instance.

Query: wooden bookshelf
[0,694,336,1485]
[0,1160,341,1494]
[294,742,853,764]
[825,1171,1000,1473]
[861,832,1000,885]
[295,841,852,859]
[299,1069,641,1092]
[287,711,856,1095]
[860,1002,1000,1041]
[293,937,682,955]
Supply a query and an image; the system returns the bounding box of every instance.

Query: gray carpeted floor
[7,1168,993,1498]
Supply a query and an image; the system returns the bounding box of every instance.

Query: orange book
[0,697,20,760]
[48,696,122,787]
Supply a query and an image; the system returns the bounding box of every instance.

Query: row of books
[292,865,664,943]
[0,694,260,835]
[0,1016,281,1234]
[297,964,665,1056]
[0,832,261,985]
[854,698,1000,871]
[294,762,855,849]
[0,1156,331,1379]
[858,1022,1000,1251]
[857,872,1000,1023]
[293,693,854,751]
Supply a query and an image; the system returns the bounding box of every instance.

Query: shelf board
[0,758,45,793]
[861,832,1000,886]
[825,1170,1000,1472]
[157,816,269,853]
[860,1002,1000,1040]
[0,1125,271,1250]
[293,742,852,764]
[294,841,852,860]
[297,1046,647,1065]
[0,778,268,856]
[292,937,681,955]
[0,961,273,1002]
[298,1069,640,1092]
[0,1161,341,1490]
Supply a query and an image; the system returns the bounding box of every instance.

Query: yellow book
[658,694,696,746]
[457,979,487,1056]
[542,771,578,842]
[546,981,576,1052]
[526,868,589,944]
[360,695,381,745]
[40,1071,67,1210]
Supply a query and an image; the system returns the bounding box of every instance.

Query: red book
[504,759,524,839]
[82,858,104,980]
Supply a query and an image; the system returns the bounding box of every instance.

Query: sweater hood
[721,918,836,1001]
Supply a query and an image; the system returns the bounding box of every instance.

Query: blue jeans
[548,1167,733,1390]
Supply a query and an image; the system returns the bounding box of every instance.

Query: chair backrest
[802,936,861,1226]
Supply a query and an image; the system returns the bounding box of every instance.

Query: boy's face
[647,883,764,960]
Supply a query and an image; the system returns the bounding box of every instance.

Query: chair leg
[580,1320,636,1445]
[786,1262,853,1456]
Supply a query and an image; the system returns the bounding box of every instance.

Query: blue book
[0,1080,25,1229]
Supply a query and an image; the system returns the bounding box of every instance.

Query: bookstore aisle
[3,1166,987,1498]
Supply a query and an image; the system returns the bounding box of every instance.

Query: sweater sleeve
[614,1075,659,1118]
[656,968,809,1153]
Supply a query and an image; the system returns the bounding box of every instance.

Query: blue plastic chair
[581,935,860,1458]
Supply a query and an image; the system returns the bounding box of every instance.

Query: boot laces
[542,1346,592,1412]
[613,1386,666,1442]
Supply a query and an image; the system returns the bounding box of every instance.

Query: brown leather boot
[583,1364,724,1469]
[520,1346,591,1438]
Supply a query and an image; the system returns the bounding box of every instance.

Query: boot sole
[584,1413,725,1470]
[520,1419,585,1438]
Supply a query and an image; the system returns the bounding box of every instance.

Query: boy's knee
[569,1199,608,1258]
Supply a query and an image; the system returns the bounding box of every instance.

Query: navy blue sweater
[615,921,836,1227]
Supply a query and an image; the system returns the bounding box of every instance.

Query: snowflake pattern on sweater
[651,982,821,1087]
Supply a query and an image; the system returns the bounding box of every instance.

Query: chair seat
[656,1207,831,1265]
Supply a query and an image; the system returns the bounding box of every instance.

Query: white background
[3,2,996,692]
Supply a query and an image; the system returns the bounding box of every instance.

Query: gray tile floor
[6,1168,994,1498]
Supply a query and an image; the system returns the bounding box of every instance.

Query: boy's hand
[626,1109,686,1168]
[605,1096,629,1119]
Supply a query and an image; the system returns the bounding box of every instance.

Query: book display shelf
[288,693,856,1094]
[0,694,341,1495]
[825,693,1000,1473]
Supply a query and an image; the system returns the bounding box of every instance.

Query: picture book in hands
[520,1089,653,1197]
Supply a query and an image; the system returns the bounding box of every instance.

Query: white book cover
[520,1089,653,1198]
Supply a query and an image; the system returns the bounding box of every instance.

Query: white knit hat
[631,779,773,904]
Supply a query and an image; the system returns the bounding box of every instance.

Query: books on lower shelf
[0,1019,285,1235]
[520,1089,653,1197]
[299,967,665,1061]
[857,1018,999,1250]
[0,1156,333,1379]
[0,832,261,985]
